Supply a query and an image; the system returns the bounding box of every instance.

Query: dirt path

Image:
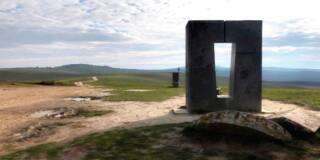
[74,76,98,87]
[0,84,319,155]
[0,85,101,134]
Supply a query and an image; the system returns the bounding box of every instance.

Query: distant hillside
[165,66,320,88]
[54,64,147,75]
[54,64,114,74]
[0,68,81,82]
[167,67,320,83]
[0,64,320,87]
[263,68,320,82]
[0,64,151,82]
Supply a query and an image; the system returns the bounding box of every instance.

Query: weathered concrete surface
[226,21,262,112]
[186,21,226,113]
[192,111,291,141]
[186,20,262,113]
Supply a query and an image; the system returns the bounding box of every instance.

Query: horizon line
[0,63,320,70]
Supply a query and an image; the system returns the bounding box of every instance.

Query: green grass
[0,69,83,83]
[78,109,114,117]
[262,87,320,110]
[219,85,320,110]
[0,124,200,160]
[91,73,185,102]
[0,77,93,87]
[4,72,318,109]
[87,73,319,109]
[2,123,320,160]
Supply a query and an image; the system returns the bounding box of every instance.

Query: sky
[0,0,319,69]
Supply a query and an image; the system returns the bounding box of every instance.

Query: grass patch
[2,123,320,160]
[91,73,185,102]
[78,109,114,117]
[262,87,320,110]
[27,80,66,86]
[4,72,318,109]
[1,143,63,160]
[91,73,319,108]
[5,77,94,87]
[218,85,320,110]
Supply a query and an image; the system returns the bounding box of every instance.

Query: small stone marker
[172,67,180,88]
[172,72,179,88]
[186,20,262,113]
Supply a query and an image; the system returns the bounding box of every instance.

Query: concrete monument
[186,20,262,113]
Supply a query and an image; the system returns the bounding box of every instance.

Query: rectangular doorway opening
[214,43,232,96]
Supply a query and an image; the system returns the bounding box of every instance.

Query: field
[1,69,319,110]
[88,73,320,110]
[1,73,320,159]
[91,73,185,101]
[0,69,82,83]
[219,85,320,111]
[262,87,320,110]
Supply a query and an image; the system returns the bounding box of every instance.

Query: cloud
[264,31,320,47]
[0,25,131,48]
[264,46,297,53]
[0,0,319,69]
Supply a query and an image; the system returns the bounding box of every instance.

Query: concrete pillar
[226,21,262,112]
[186,21,225,113]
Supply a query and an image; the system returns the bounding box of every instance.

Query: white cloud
[0,0,320,69]
[264,46,298,53]
[264,46,320,53]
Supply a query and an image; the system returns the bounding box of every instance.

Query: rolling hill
[0,64,319,88]
[167,66,320,83]
[0,64,152,82]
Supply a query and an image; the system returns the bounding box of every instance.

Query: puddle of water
[125,89,152,92]
[30,107,79,119]
[102,89,114,92]
[64,97,91,102]
[64,96,103,102]
[30,110,56,118]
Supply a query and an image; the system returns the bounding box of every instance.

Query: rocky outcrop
[191,111,292,141]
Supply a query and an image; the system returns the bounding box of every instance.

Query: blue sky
[0,0,319,69]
